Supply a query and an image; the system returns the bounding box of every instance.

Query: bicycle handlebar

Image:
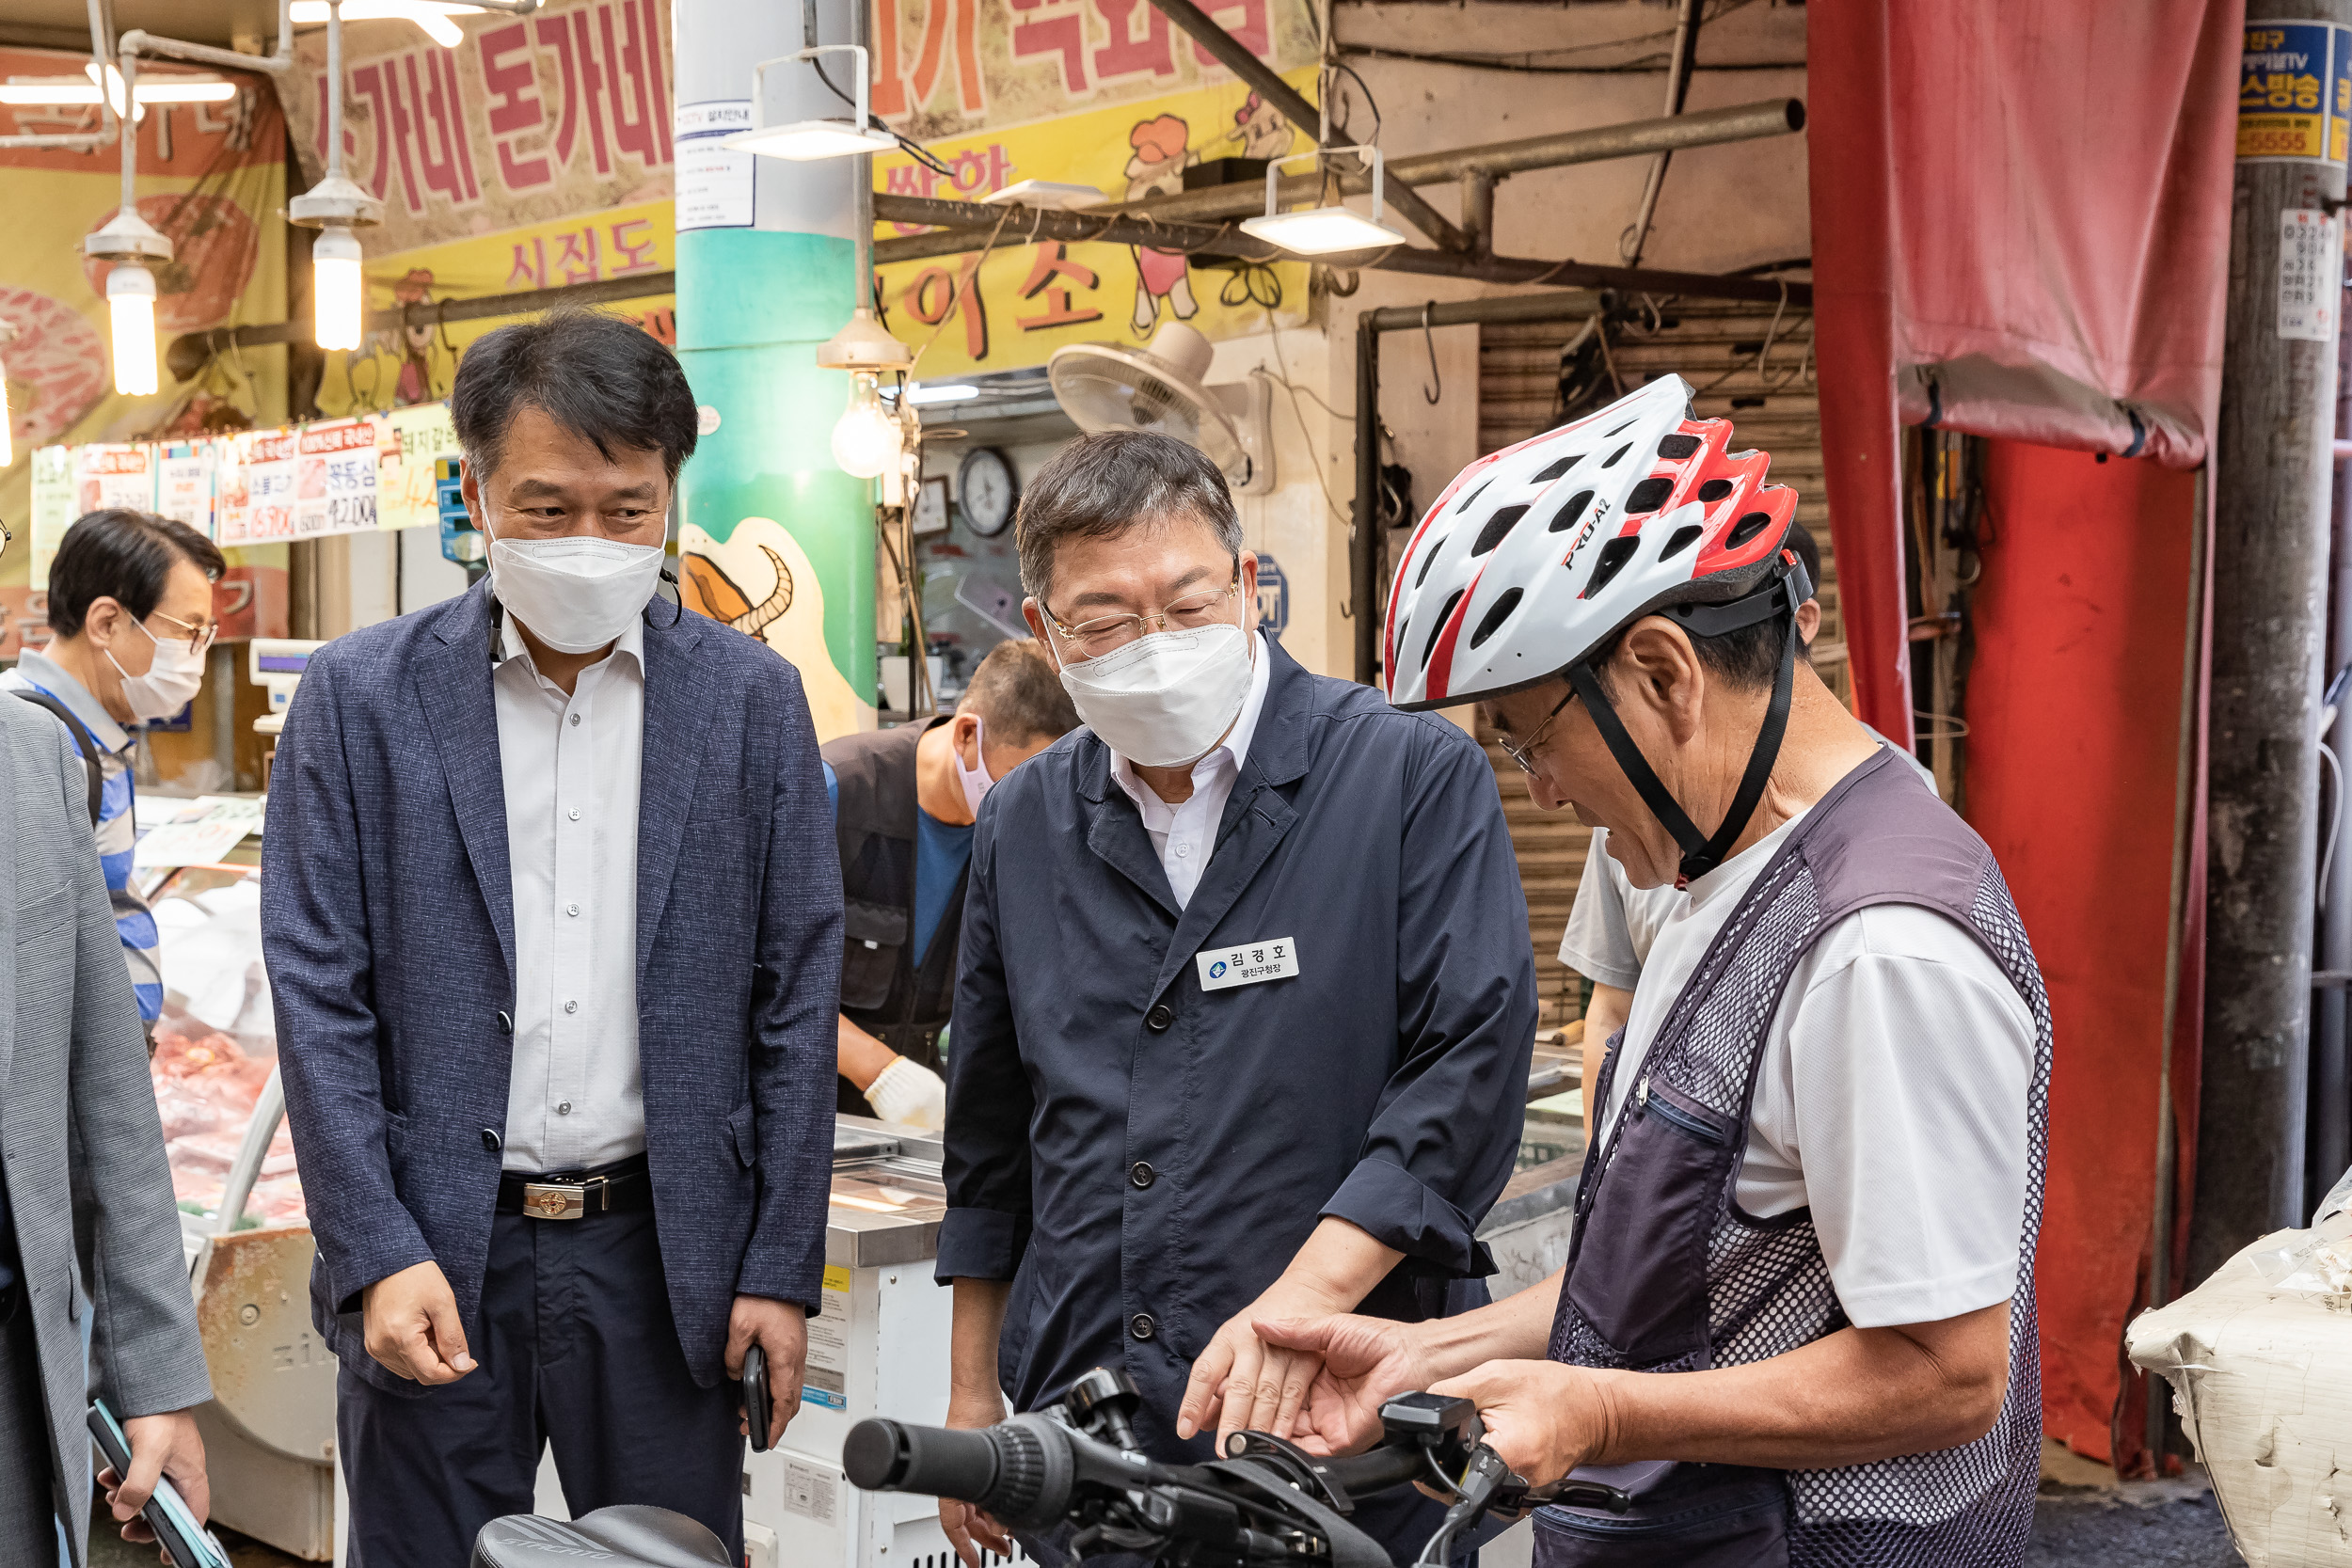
[843,1370,1631,1568]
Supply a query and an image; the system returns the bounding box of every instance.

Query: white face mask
[108,617,206,721]
[951,715,994,816]
[488,532,666,655]
[1057,624,1253,769]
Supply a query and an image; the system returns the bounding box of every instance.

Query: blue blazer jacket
[262,581,842,1393]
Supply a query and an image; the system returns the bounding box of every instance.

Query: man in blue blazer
[262,309,841,1566]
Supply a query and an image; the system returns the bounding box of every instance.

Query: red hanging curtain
[1810,0,2241,744]
[1807,0,2241,1472]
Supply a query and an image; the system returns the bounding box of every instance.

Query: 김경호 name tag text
[1197,937,1299,991]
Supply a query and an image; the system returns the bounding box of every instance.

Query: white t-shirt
[1595,807,2036,1330]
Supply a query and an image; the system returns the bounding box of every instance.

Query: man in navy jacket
[938,432,1537,1566]
[262,310,840,1566]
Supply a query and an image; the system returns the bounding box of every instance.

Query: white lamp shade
[1238,206,1409,256]
[725,120,896,161]
[106,264,159,397]
[831,375,901,479]
[312,227,366,352]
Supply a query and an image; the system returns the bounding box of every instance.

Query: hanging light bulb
[292,0,386,336]
[831,372,901,479]
[108,263,160,397]
[312,225,365,351]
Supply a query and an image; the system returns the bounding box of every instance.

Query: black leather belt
[496,1153,653,1220]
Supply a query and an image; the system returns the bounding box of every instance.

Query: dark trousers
[338,1211,742,1568]
[0,1284,57,1566]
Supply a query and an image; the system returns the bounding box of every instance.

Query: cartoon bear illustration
[1124,114,1200,334]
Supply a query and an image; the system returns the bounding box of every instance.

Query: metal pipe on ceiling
[164,270,676,380]
[0,0,117,151]
[1103,98,1804,229]
[870,191,1809,304]
[119,0,294,74]
[1142,0,1470,251]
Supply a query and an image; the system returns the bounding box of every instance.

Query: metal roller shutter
[1470,300,1828,1028]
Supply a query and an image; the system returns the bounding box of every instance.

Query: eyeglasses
[146,608,219,657]
[1498,688,1577,775]
[1041,571,1243,660]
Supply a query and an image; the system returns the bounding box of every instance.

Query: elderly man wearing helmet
[1263,376,2046,1568]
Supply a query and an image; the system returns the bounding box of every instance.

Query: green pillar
[675,0,875,738]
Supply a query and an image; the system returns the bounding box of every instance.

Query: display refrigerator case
[149,863,338,1560]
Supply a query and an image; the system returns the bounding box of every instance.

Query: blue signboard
[1254,552,1288,638]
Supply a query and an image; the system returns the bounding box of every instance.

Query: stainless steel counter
[826,1116,946,1269]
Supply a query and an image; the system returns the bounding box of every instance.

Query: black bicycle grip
[1313,1442,1433,1498]
[846,1417,1072,1528]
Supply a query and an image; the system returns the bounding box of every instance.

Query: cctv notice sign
[2241,21,2352,164]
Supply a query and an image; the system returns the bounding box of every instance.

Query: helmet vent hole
[1469,587,1523,650]
[1605,419,1638,436]
[1660,524,1705,561]
[1414,534,1449,588]
[1471,504,1531,557]
[1625,478,1674,514]
[1727,510,1775,547]
[1532,453,1583,483]
[1657,434,1701,461]
[1697,479,1735,503]
[1582,536,1641,598]
[1547,489,1596,533]
[1455,477,1495,515]
[1600,442,1633,468]
[1422,589,1467,668]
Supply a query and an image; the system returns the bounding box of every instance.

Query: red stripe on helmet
[1422,562,1485,704]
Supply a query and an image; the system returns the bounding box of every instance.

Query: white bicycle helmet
[1386,374,1809,880]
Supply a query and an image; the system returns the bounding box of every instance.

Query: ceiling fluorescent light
[1238,144,1410,257]
[729,42,898,161]
[986,181,1105,211]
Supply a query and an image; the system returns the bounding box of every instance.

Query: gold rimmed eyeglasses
[1041,571,1243,660]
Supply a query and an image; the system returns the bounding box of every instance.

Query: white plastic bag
[2126,1164,2352,1565]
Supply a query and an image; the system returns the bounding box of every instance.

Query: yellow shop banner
[872,68,1315,381]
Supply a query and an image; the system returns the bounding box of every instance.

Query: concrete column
[2194,9,2352,1279]
[675,0,877,739]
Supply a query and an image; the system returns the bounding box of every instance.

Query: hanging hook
[1420,301,1441,405]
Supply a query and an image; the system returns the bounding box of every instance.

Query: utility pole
[2194,10,2351,1284]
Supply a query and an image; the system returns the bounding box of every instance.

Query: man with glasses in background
[4,509,224,1032]
[934,432,1535,1567]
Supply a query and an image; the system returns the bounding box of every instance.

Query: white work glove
[867,1056,947,1131]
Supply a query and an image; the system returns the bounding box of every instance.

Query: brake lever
[1492,1461,1632,1516]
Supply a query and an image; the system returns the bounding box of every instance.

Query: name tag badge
[1197,937,1299,992]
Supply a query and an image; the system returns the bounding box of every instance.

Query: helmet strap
[1565,564,1803,885]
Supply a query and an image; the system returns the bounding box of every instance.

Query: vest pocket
[1533,1470,1788,1568]
[1563,1085,1737,1368]
[842,899,910,1010]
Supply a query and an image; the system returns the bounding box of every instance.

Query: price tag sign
[294,420,381,537]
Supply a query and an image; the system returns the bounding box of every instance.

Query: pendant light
[1239,145,1409,256]
[82,49,171,397]
[289,0,383,351]
[725,43,896,162]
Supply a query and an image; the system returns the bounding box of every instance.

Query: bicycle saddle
[471,1505,732,1568]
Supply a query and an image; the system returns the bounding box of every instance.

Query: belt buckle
[522,1182,585,1221]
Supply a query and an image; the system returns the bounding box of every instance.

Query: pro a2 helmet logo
[1563,497,1613,578]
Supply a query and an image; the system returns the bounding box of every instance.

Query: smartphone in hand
[744,1341,773,1453]
[86,1399,232,1568]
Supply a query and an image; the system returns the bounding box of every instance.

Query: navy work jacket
[940,637,1537,1458]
